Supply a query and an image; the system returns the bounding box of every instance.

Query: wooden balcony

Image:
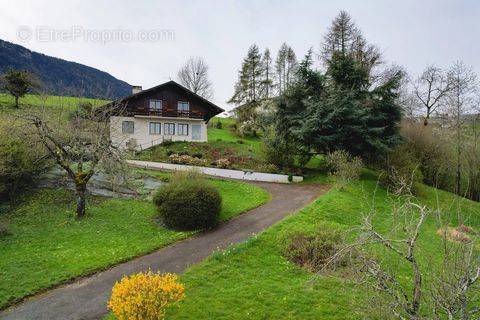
[133,108,205,119]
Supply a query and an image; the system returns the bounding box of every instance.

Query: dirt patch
[436,225,476,243]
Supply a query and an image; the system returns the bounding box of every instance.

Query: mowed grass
[135,117,266,171]
[0,93,109,110]
[155,178,480,319]
[0,177,270,309]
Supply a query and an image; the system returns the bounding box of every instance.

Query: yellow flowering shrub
[108,271,185,320]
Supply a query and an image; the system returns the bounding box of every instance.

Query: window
[122,121,134,134]
[177,101,189,112]
[164,123,175,135]
[149,99,162,110]
[178,124,189,136]
[149,122,161,135]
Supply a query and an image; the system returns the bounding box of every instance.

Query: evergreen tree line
[230,11,404,168]
[229,43,299,105]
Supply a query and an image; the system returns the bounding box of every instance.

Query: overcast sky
[1,0,479,111]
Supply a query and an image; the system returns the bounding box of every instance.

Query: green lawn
[134,117,267,172]
[0,93,109,110]
[153,177,479,319]
[0,176,270,309]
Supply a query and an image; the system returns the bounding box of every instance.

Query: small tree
[1,69,39,108]
[23,103,125,218]
[413,65,453,126]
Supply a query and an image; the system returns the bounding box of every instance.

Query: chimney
[132,85,142,94]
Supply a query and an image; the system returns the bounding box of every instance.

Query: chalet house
[108,81,224,150]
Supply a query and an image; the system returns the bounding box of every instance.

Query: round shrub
[153,171,221,230]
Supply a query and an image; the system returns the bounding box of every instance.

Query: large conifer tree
[229,44,263,105]
[270,12,403,164]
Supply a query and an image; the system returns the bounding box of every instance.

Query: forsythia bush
[108,271,185,320]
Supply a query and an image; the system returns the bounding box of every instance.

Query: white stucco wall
[111,116,208,150]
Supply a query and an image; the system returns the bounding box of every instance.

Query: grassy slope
[159,178,480,319]
[0,177,270,309]
[0,93,109,110]
[135,117,266,171]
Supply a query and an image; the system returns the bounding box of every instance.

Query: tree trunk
[75,183,87,218]
[14,96,19,108]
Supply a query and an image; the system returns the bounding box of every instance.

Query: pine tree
[275,43,298,95]
[285,47,298,90]
[275,43,288,95]
[260,48,273,99]
[322,11,381,76]
[267,50,324,168]
[303,51,402,158]
[229,44,263,105]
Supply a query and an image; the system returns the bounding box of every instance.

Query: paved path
[0,182,328,320]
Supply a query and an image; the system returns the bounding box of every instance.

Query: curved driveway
[0,182,328,320]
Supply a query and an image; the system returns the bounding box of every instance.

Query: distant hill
[0,39,131,99]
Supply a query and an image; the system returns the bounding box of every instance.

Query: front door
[192,125,201,141]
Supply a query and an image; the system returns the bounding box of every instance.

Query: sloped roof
[111,80,224,115]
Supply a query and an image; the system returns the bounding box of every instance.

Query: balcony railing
[134,108,204,119]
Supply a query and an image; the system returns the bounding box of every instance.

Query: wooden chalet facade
[108,81,224,150]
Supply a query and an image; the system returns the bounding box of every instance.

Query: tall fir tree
[275,43,297,95]
[321,10,381,76]
[301,51,403,158]
[229,44,263,105]
[260,48,274,99]
[267,50,324,168]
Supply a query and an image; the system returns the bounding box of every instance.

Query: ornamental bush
[213,158,231,169]
[153,171,221,230]
[108,271,185,320]
[168,154,208,167]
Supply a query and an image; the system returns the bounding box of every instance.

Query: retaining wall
[127,160,303,183]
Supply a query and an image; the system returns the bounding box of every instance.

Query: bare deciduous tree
[23,103,125,217]
[320,177,479,319]
[176,57,213,99]
[445,62,478,196]
[413,65,453,126]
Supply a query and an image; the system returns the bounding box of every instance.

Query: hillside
[0,39,131,99]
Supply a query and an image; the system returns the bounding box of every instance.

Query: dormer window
[149,99,162,111]
[177,101,189,113]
